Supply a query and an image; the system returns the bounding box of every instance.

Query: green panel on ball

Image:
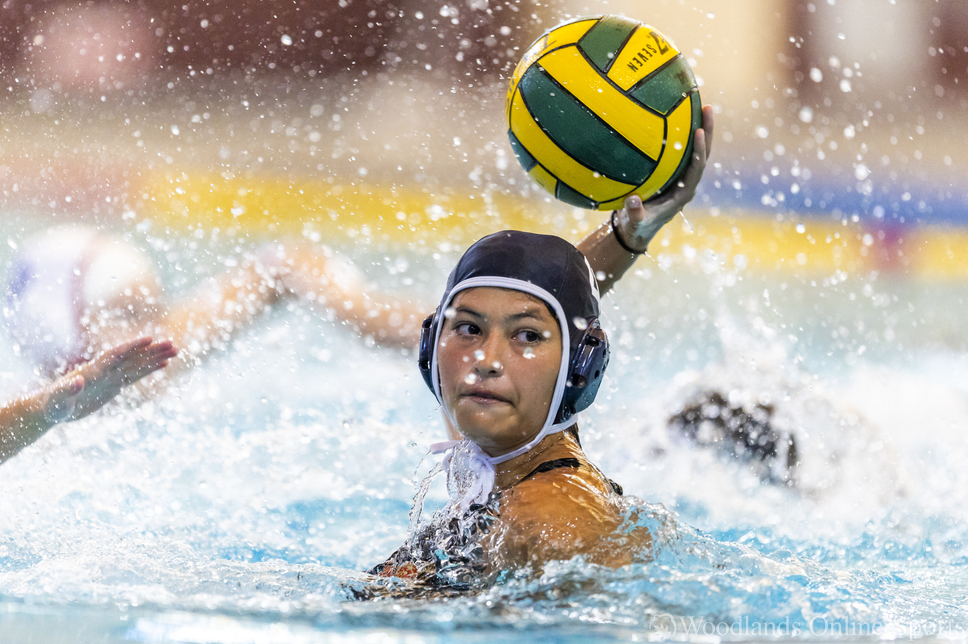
[507,130,537,172]
[556,181,598,209]
[675,88,704,183]
[629,55,697,116]
[657,90,701,197]
[578,15,638,73]
[519,65,656,185]
[674,89,703,187]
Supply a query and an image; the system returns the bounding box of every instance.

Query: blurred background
[0,0,967,273]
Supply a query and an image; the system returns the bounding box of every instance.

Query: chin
[455,421,506,449]
[456,423,532,456]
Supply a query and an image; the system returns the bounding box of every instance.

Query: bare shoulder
[500,465,618,527]
[487,465,642,570]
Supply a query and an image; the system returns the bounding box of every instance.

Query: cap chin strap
[429,276,577,510]
[432,418,578,512]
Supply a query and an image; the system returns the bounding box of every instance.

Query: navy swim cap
[421,230,609,465]
[442,230,601,358]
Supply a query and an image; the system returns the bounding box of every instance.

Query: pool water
[2,213,968,643]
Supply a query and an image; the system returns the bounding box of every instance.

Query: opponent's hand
[614,104,714,253]
[43,337,178,423]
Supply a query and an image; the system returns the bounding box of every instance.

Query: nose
[472,338,504,378]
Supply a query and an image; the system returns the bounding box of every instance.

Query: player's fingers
[147,340,177,357]
[113,340,172,374]
[128,349,177,381]
[120,336,153,354]
[701,104,715,159]
[623,195,645,223]
[104,336,154,363]
[676,128,707,196]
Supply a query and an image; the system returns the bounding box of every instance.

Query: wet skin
[436,287,563,457]
[433,286,653,573]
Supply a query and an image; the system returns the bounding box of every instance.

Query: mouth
[460,387,511,404]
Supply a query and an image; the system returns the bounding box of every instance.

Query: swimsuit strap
[518,458,582,484]
[517,457,623,495]
[607,478,623,496]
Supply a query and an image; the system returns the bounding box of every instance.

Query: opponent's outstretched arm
[0,337,176,464]
[154,107,711,369]
[578,105,714,295]
[267,242,424,351]
[161,242,424,366]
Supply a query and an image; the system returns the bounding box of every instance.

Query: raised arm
[265,241,424,351]
[159,242,424,368]
[0,337,176,464]
[161,119,714,367]
[158,253,286,370]
[578,104,714,295]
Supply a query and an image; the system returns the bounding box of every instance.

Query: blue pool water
[1,210,968,642]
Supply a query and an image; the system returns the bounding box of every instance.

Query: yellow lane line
[143,169,968,279]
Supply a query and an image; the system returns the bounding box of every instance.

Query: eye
[454,321,481,336]
[515,329,543,343]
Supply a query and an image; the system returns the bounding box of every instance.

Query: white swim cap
[3,226,157,373]
[83,236,158,309]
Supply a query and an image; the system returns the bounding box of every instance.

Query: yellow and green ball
[506,15,702,210]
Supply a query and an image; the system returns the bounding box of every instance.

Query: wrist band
[610,210,647,255]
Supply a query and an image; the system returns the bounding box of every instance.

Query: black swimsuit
[361,457,622,598]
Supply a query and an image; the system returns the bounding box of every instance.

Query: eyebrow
[452,304,552,324]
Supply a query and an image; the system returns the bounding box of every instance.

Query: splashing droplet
[464,373,479,385]
[474,350,485,361]
[523,348,535,359]
[680,213,694,233]
[573,317,589,331]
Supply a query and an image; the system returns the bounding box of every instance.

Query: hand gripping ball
[507,15,702,210]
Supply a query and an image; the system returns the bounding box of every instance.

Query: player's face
[436,287,562,457]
